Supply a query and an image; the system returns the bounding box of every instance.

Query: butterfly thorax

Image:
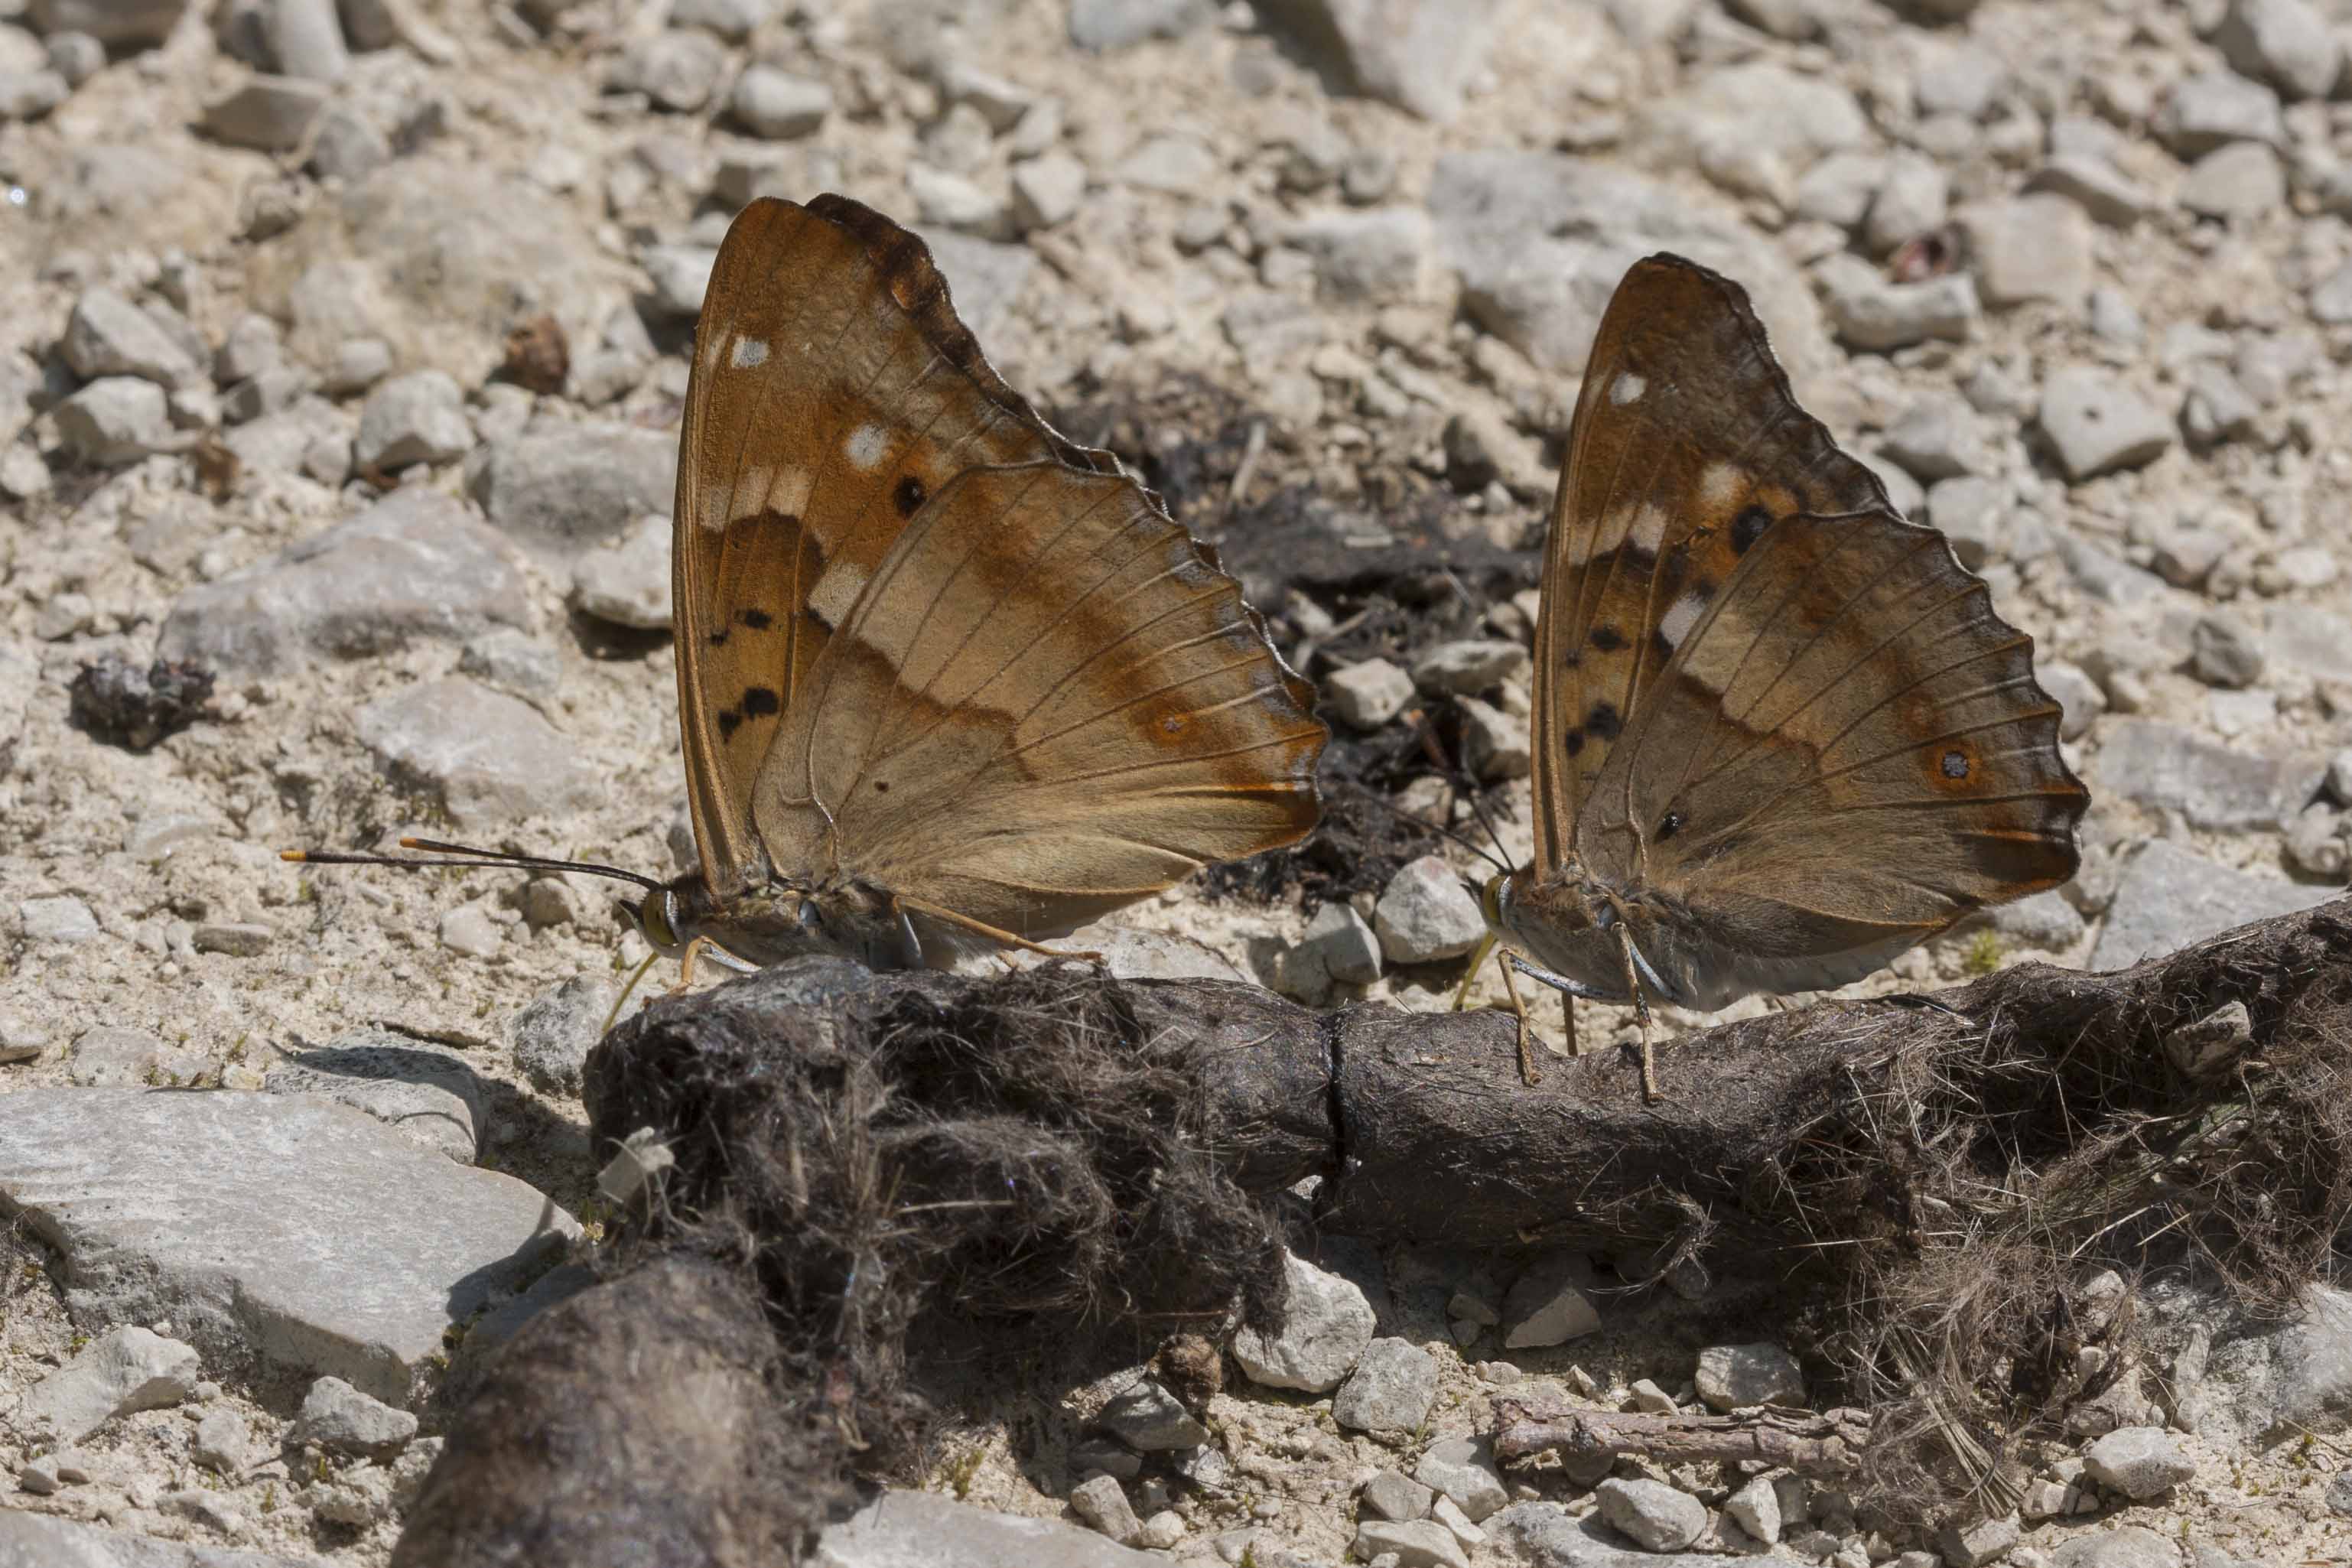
[649,866,919,971]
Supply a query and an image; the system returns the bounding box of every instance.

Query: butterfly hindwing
[673,196,1114,898]
[1576,506,2087,1003]
[1531,255,1891,874]
[749,461,1326,940]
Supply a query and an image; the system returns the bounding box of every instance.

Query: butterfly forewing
[750,461,1326,942]
[674,196,1114,898]
[1532,255,1890,875]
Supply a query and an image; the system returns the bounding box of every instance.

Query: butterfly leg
[1493,949,1542,1087]
[1612,926,1663,1105]
[893,895,1106,965]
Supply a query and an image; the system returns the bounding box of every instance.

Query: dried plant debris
[67,655,215,751]
[499,313,571,395]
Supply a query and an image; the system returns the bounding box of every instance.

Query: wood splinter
[1492,1395,1873,1483]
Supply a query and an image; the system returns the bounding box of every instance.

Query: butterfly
[290,195,1327,984]
[1457,254,2089,1101]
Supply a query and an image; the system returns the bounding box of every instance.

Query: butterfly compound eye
[797,898,822,929]
[638,893,680,954]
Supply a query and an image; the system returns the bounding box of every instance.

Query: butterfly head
[634,868,915,970]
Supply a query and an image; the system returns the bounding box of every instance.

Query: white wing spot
[730,337,769,369]
[845,423,888,470]
[1627,502,1668,554]
[1610,372,1647,406]
[1696,461,1743,514]
[1657,590,1707,653]
[807,559,869,629]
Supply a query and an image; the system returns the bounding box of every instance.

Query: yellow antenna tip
[280,850,307,862]
[397,837,425,848]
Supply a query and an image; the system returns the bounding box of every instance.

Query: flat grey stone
[356,677,600,826]
[731,64,830,140]
[812,1488,1169,1566]
[158,488,528,676]
[1374,856,1486,965]
[1694,1342,1806,1412]
[1724,1473,1781,1544]
[2172,1285,2352,1448]
[267,0,348,81]
[265,1029,486,1163]
[2089,719,2326,833]
[20,893,101,944]
[1488,1501,1776,1566]
[1504,1252,1602,1348]
[1328,658,1417,729]
[354,369,473,471]
[1939,1514,2022,1566]
[2089,841,2337,971]
[1011,152,1088,231]
[1963,194,2091,313]
[2214,0,2341,99]
[571,512,674,629]
[0,1510,317,1568]
[1277,900,1384,1002]
[56,376,174,466]
[1595,1477,1706,1551]
[1352,1518,1468,1568]
[1983,889,2087,950]
[202,73,327,151]
[509,974,618,1098]
[1068,0,1215,50]
[2190,613,2265,688]
[1257,0,1501,122]
[1094,1378,1208,1449]
[2027,155,2155,227]
[2154,70,2284,157]
[9,1325,201,1444]
[2084,1426,2194,1498]
[2038,366,2173,480]
[2051,1525,2183,1567]
[641,242,719,317]
[0,1088,577,1404]
[465,421,676,554]
[1068,1472,1142,1545]
[1231,1248,1376,1393]
[1287,206,1434,301]
[1362,1469,1436,1521]
[1430,151,1827,379]
[2180,142,2285,222]
[1331,1336,1437,1433]
[608,27,725,112]
[62,288,203,387]
[291,1373,417,1459]
[1410,639,1529,696]
[1879,392,1984,480]
[1413,1433,1507,1521]
[1816,255,1978,352]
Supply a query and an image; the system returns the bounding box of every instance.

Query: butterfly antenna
[1403,706,1517,877]
[1347,786,1511,877]
[281,837,665,894]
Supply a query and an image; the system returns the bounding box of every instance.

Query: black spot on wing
[1649,628,1674,664]
[740,608,774,630]
[893,476,927,516]
[717,711,743,741]
[1732,505,1773,554]
[1563,729,1586,756]
[741,686,781,718]
[1589,624,1627,652]
[1586,701,1622,742]
[1656,810,1683,842]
